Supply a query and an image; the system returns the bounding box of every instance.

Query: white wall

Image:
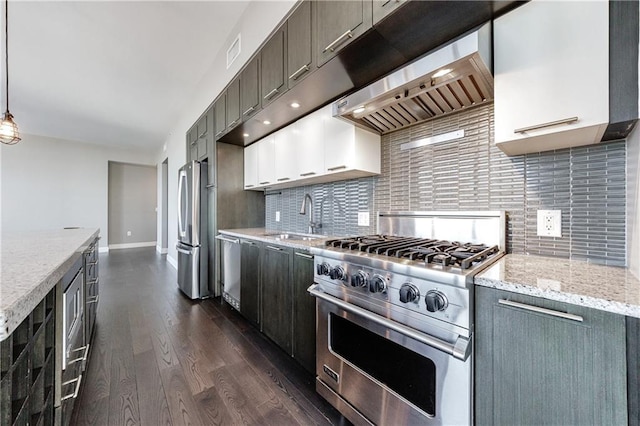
[155,0,296,266]
[1,133,155,249]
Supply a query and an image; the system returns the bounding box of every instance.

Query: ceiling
[4,1,250,150]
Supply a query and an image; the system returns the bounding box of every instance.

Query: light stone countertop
[0,228,100,341]
[475,254,640,318]
[218,228,333,250]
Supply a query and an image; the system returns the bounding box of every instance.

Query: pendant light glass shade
[0,111,20,144]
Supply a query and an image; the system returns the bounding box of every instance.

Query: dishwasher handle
[215,235,240,244]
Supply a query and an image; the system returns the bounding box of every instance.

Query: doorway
[161,158,168,253]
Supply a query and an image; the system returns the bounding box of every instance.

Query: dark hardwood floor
[72,248,346,426]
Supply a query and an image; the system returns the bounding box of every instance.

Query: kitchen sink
[263,232,320,241]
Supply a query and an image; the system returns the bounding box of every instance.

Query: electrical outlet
[358,212,370,227]
[275,211,280,222]
[127,230,132,237]
[537,210,562,237]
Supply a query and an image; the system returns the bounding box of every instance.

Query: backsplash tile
[265,103,627,266]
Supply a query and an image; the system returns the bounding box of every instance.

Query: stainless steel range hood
[333,23,493,134]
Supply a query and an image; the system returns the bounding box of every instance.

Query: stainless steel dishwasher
[216,234,241,310]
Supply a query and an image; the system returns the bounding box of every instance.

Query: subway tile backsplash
[265,103,627,266]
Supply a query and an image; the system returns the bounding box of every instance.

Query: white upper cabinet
[296,110,325,179]
[494,0,609,156]
[257,134,276,187]
[244,142,259,190]
[274,126,297,184]
[243,104,381,191]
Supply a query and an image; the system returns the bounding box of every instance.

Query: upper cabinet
[244,142,258,190]
[244,105,380,191]
[214,94,226,139]
[372,0,406,24]
[226,77,241,131]
[261,26,287,107]
[240,56,260,121]
[316,0,372,66]
[494,0,638,156]
[287,1,315,88]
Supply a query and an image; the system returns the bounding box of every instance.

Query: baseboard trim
[167,255,177,270]
[108,242,157,250]
[98,247,109,253]
[156,245,168,254]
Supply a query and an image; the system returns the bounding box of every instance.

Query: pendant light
[0,0,20,145]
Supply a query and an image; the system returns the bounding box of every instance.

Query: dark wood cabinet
[197,109,211,160]
[187,126,197,162]
[315,0,372,66]
[475,286,628,425]
[83,238,99,343]
[240,56,260,121]
[628,316,639,426]
[292,250,315,373]
[226,77,241,131]
[240,239,261,327]
[287,1,315,88]
[372,0,406,25]
[261,26,287,107]
[260,244,293,353]
[214,94,226,140]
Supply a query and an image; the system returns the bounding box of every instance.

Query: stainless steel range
[308,211,505,426]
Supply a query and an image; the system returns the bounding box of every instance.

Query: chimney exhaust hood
[333,23,493,134]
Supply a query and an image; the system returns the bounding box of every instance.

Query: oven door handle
[308,284,471,361]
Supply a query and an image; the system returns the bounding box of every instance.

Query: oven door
[310,285,472,426]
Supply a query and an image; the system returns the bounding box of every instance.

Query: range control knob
[425,290,448,312]
[399,283,420,303]
[351,270,369,288]
[369,275,387,293]
[316,262,330,276]
[329,266,346,281]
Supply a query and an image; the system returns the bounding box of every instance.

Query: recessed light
[243,133,249,137]
[290,102,300,109]
[263,120,271,125]
[353,106,366,114]
[432,68,452,78]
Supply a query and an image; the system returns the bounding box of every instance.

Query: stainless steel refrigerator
[177,161,208,299]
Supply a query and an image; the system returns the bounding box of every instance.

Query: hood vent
[334,24,493,134]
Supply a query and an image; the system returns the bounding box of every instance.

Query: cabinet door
[240,239,261,327]
[196,113,209,160]
[257,135,276,187]
[372,0,406,25]
[296,110,324,179]
[226,77,241,131]
[187,127,197,161]
[316,0,372,66]
[274,126,297,184]
[287,1,314,88]
[261,244,292,353]
[475,286,628,425]
[292,250,315,373]
[493,1,608,155]
[261,26,287,106]
[240,56,260,121]
[244,143,259,190]
[214,94,226,139]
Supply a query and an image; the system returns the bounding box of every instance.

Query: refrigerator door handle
[176,245,192,255]
[177,170,187,238]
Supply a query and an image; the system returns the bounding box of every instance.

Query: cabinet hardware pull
[295,252,313,259]
[514,117,578,134]
[191,140,198,146]
[309,284,471,360]
[259,181,271,185]
[241,240,257,246]
[215,130,225,137]
[215,235,240,244]
[300,171,316,177]
[198,131,207,139]
[327,165,347,171]
[498,299,583,322]
[263,88,279,100]
[266,245,283,251]
[323,30,354,53]
[87,295,99,304]
[228,119,239,127]
[289,64,310,80]
[243,106,255,115]
[245,184,255,188]
[206,183,216,189]
[277,177,290,181]
[61,374,83,401]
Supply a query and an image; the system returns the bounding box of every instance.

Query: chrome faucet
[300,193,320,234]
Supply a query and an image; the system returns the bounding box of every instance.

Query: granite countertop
[0,228,100,341]
[476,254,640,318]
[218,228,332,250]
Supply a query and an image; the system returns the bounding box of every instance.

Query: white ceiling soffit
[5,1,250,150]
